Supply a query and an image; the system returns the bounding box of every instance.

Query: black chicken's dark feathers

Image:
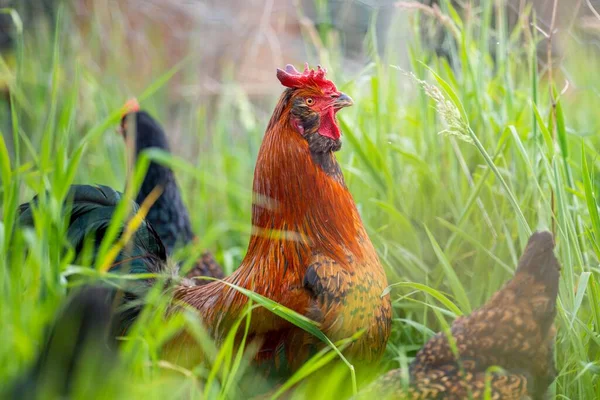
[127,111,195,254]
[123,110,224,283]
[8,286,118,399]
[18,184,171,334]
[19,184,167,275]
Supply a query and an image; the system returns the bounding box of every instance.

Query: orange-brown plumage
[171,64,391,369]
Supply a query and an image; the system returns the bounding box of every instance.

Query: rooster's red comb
[276,63,338,94]
[121,98,140,118]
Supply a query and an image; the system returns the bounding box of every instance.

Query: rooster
[119,100,224,284]
[20,64,392,372]
[362,231,560,400]
[169,64,392,368]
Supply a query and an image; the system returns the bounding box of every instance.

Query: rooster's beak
[333,92,353,109]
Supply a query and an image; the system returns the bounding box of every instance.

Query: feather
[7,286,118,399]
[122,110,224,282]
[173,65,391,372]
[362,231,561,399]
[18,184,169,331]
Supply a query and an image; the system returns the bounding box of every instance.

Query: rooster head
[276,63,352,151]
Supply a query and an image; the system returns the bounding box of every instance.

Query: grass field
[2,1,600,399]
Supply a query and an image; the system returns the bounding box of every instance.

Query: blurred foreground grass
[2,1,600,399]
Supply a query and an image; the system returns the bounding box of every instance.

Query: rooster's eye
[305,98,314,106]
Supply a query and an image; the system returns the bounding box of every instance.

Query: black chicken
[13,185,171,398]
[119,101,223,284]
[8,286,119,399]
[18,185,178,334]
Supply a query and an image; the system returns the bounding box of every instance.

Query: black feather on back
[130,111,195,254]
[19,184,167,275]
[8,286,119,399]
[13,185,175,395]
[125,111,225,283]
[18,184,169,332]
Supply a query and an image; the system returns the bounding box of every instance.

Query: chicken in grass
[20,64,392,374]
[8,286,119,399]
[119,100,224,284]
[171,64,392,369]
[363,231,560,400]
[18,185,172,332]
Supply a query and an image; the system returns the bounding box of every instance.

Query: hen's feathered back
[20,184,167,275]
[120,110,224,282]
[122,111,194,254]
[363,231,561,400]
[8,286,118,399]
[19,185,169,331]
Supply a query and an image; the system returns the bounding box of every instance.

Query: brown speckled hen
[363,231,560,400]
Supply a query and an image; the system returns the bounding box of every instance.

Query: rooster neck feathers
[247,88,366,272]
[176,65,377,341]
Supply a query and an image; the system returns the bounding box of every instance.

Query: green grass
[2,1,600,398]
